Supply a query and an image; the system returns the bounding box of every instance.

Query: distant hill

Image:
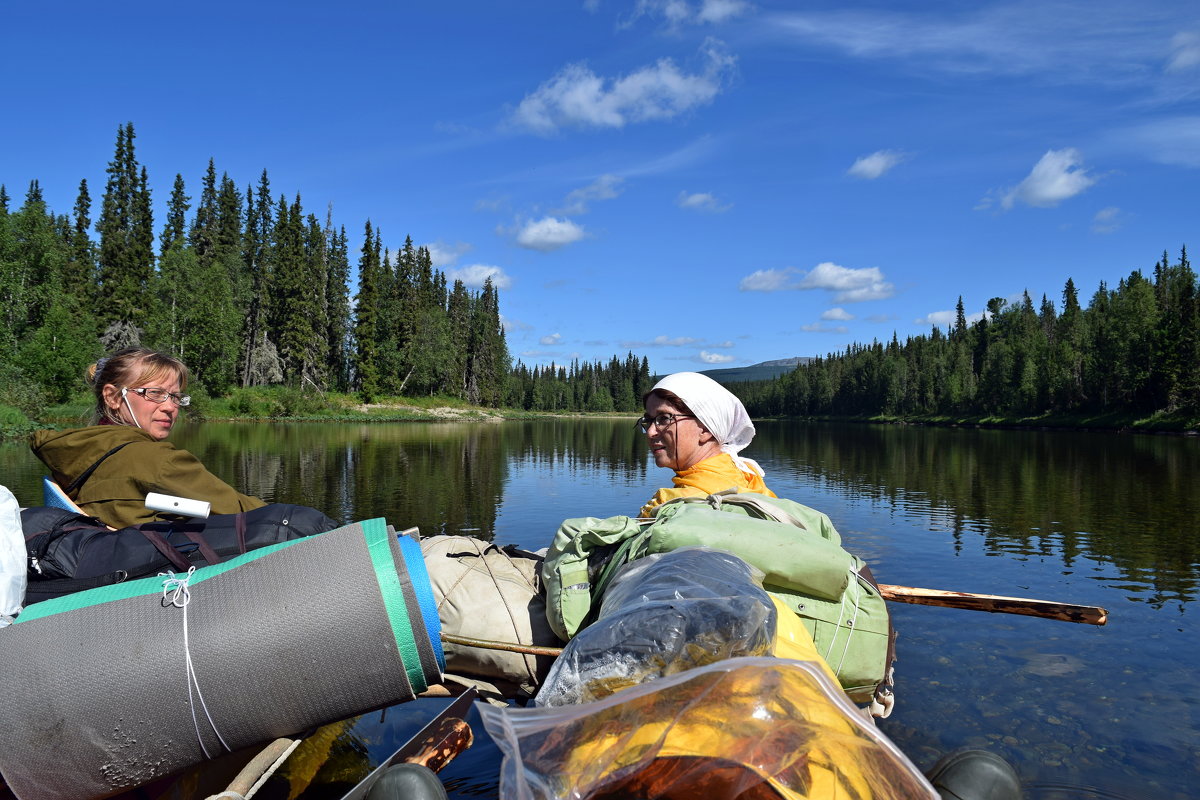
[698,357,811,384]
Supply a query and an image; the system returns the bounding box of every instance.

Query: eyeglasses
[635,413,693,433]
[129,387,191,407]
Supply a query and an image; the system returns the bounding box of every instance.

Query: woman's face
[102,370,183,441]
[643,394,718,471]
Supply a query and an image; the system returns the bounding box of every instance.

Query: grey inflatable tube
[0,518,442,800]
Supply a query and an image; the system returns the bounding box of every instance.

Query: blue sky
[4,1,1198,374]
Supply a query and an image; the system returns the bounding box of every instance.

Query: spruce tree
[96,123,154,330]
[325,221,352,392]
[161,174,189,254]
[353,221,382,401]
[62,178,95,303]
[189,159,218,265]
[241,170,275,386]
[446,279,471,398]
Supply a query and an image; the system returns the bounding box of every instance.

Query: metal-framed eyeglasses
[635,412,694,433]
[128,387,192,407]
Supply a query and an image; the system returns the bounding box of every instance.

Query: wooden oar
[441,632,564,657]
[877,584,1107,626]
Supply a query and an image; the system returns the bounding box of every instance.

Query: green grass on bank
[0,404,40,439]
[37,387,505,425]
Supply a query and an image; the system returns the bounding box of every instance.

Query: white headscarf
[649,372,764,477]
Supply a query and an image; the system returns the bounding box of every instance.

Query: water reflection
[2,419,1197,798]
[753,422,1200,611]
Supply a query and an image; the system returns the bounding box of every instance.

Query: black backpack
[22,503,338,605]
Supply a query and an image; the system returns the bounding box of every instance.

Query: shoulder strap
[64,442,134,494]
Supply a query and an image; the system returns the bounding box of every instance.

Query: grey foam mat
[0,520,439,800]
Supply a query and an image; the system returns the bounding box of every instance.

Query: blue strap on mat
[396,533,445,670]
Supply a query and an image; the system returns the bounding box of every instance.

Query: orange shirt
[639,452,776,517]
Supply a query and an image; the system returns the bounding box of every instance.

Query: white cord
[821,567,863,678]
[120,387,143,429]
[830,569,864,676]
[161,567,230,758]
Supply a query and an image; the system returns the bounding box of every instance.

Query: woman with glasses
[30,347,265,528]
[638,371,776,517]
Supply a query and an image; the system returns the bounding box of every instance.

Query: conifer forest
[0,124,1195,425]
[736,254,1199,421]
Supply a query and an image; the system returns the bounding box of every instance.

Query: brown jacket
[30,425,266,529]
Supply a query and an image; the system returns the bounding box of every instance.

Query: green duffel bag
[542,491,895,712]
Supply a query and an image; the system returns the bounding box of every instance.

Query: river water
[2,419,1197,798]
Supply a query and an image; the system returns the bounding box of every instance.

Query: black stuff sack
[22,502,337,605]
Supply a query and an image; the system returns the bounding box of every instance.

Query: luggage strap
[64,442,133,494]
[136,526,193,572]
[137,522,227,570]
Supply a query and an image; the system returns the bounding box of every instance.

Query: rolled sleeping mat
[0,518,443,800]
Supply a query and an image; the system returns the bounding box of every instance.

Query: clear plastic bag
[481,656,936,800]
[534,547,776,707]
[0,485,27,625]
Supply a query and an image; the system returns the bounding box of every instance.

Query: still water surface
[2,419,1197,798]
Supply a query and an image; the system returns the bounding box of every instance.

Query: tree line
[4,125,1195,425]
[0,123,511,409]
[507,353,654,412]
[735,248,1199,421]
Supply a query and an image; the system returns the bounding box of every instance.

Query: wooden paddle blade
[403,717,473,773]
[877,584,1108,626]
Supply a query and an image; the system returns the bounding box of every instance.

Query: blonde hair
[88,348,189,425]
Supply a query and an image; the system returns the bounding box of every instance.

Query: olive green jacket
[30,425,266,529]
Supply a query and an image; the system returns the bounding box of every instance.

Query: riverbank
[778,409,1200,435]
[5,386,1195,440]
[0,387,638,439]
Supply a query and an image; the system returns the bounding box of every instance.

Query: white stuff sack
[0,485,26,625]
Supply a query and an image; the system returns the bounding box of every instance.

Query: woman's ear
[698,425,716,445]
[101,384,122,412]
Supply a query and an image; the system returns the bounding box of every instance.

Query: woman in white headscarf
[637,372,776,517]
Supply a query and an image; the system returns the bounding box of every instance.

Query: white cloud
[699,350,736,363]
[516,217,586,251]
[627,0,750,28]
[1000,148,1097,209]
[917,310,957,327]
[539,332,563,346]
[502,316,532,332]
[1109,116,1200,167]
[1167,31,1200,72]
[821,307,854,321]
[709,340,734,348]
[800,323,849,334]
[799,262,895,302]
[738,262,892,301]
[425,240,472,267]
[559,174,624,215]
[475,195,511,213]
[738,266,802,291]
[1092,206,1123,234]
[676,190,731,212]
[697,0,748,24]
[620,335,701,347]
[767,4,1191,89]
[917,308,985,327]
[847,149,909,179]
[512,39,735,133]
[447,264,513,289]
